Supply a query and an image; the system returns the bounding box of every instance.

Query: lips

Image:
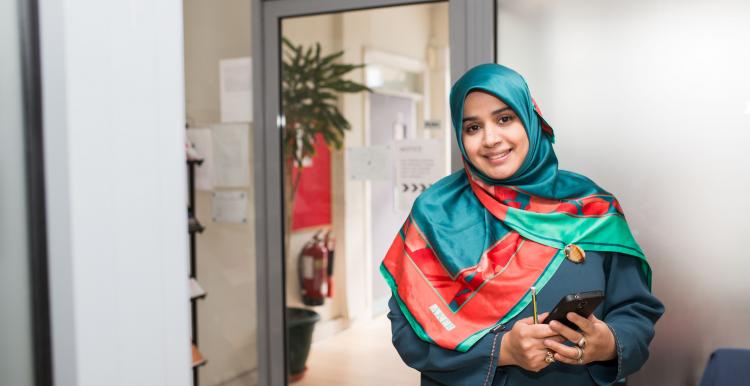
[483,149,512,162]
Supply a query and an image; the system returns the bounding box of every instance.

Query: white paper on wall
[185,128,215,191]
[394,139,444,211]
[220,57,253,123]
[346,145,392,181]
[211,190,248,223]
[211,123,250,187]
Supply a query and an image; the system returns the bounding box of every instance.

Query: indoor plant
[281,37,371,382]
[281,36,371,223]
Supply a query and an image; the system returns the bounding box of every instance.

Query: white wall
[40,0,192,385]
[497,0,750,384]
[184,0,252,126]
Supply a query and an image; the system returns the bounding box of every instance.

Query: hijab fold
[380,63,650,352]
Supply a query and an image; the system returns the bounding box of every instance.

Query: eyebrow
[462,107,513,123]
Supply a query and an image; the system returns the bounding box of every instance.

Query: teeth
[487,150,510,160]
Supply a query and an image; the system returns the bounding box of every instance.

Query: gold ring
[545,352,555,364]
[576,336,586,348]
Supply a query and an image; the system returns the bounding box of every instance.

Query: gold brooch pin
[564,244,586,263]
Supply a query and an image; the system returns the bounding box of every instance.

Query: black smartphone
[541,290,604,330]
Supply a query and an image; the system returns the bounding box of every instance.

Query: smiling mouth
[484,149,512,162]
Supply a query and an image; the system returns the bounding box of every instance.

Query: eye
[463,123,480,134]
[497,114,514,125]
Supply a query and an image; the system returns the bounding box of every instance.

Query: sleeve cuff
[483,330,505,386]
[587,323,624,385]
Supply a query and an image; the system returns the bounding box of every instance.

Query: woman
[380,63,664,386]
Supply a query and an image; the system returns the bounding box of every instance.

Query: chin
[481,167,513,180]
[488,172,512,180]
[484,160,525,180]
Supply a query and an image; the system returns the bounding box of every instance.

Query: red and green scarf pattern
[380,64,650,352]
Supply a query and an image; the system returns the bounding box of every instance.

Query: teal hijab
[410,63,650,285]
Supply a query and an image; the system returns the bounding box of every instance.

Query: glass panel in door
[280,2,451,384]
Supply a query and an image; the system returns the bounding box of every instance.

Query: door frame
[251,1,495,385]
[18,0,54,383]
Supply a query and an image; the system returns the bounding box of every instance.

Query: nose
[482,126,503,147]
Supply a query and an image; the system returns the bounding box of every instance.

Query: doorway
[281,5,449,385]
[253,1,495,385]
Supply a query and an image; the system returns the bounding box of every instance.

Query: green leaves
[281,37,371,166]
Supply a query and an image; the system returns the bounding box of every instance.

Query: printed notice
[211,123,250,187]
[211,190,248,223]
[220,57,252,123]
[346,145,392,181]
[395,139,445,211]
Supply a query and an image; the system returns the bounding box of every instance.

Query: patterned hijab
[380,63,650,352]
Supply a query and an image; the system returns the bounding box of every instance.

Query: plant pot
[287,307,321,383]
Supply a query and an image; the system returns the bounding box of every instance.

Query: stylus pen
[531,286,538,324]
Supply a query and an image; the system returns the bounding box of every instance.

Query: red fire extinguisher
[299,230,335,306]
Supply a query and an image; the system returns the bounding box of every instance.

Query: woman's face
[461,90,529,180]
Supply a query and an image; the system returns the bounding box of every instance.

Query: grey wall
[497,0,750,384]
[182,1,259,384]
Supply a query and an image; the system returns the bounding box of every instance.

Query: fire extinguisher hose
[326,231,334,298]
[326,248,334,297]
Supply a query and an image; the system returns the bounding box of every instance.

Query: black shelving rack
[187,158,207,385]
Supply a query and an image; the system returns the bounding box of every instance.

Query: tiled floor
[294,313,419,386]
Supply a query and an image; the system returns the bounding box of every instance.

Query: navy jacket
[387,250,665,386]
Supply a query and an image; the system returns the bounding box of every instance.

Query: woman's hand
[543,312,616,365]
[498,313,565,372]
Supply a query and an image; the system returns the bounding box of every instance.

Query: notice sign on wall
[395,139,444,211]
[346,145,392,181]
[219,57,252,123]
[212,191,248,223]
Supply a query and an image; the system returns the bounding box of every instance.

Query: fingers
[518,348,555,373]
[553,351,584,365]
[566,312,595,334]
[543,339,579,360]
[549,335,566,344]
[526,324,562,339]
[548,319,582,344]
[512,311,597,370]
